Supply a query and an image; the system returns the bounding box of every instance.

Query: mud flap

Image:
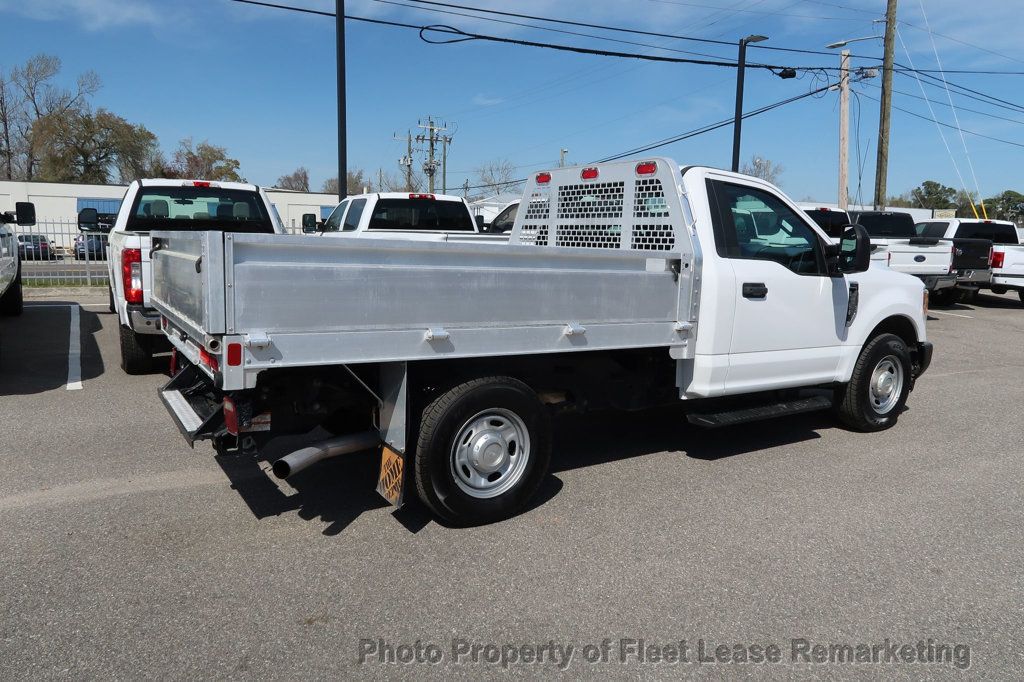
[375,445,407,509]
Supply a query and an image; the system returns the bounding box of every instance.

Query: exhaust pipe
[271,431,380,480]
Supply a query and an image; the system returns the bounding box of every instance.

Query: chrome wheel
[450,408,530,499]
[869,355,904,415]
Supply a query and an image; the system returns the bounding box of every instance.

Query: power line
[855,90,1024,150]
[860,80,1024,126]
[897,69,1024,115]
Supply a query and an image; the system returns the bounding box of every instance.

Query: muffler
[271,431,380,479]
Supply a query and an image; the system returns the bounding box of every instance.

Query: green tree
[170,137,243,182]
[908,180,957,210]
[983,190,1024,222]
[34,108,159,184]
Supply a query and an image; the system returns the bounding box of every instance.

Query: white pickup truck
[79,179,285,374]
[915,218,1024,304]
[850,211,956,292]
[150,159,932,525]
[0,202,37,320]
[301,192,492,239]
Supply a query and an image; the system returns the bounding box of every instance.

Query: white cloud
[0,0,161,30]
[472,93,504,106]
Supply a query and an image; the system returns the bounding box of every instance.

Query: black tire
[0,262,24,316]
[1018,290,1024,305]
[119,324,153,374]
[836,333,913,432]
[414,376,551,525]
[108,285,115,313]
[929,288,954,306]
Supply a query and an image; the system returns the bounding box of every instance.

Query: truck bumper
[917,274,957,291]
[913,341,933,379]
[954,269,991,287]
[128,304,163,335]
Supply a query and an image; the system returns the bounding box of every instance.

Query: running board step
[686,396,833,428]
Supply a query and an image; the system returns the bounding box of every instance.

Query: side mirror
[78,208,99,231]
[474,215,485,231]
[15,202,35,226]
[831,224,871,275]
[301,213,318,233]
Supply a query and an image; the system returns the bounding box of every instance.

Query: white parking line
[66,304,82,390]
[930,310,973,319]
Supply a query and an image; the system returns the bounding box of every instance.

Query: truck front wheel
[835,334,912,432]
[414,376,551,525]
[118,325,153,374]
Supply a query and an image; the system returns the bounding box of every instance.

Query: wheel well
[867,315,918,347]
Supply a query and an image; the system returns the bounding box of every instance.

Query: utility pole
[838,49,850,211]
[440,133,453,193]
[394,130,414,192]
[873,0,898,210]
[416,117,449,194]
[559,148,568,167]
[335,0,346,201]
[462,179,469,199]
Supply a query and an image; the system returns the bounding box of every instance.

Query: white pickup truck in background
[850,211,956,292]
[150,158,932,525]
[915,218,1024,304]
[302,192,494,240]
[79,179,284,374]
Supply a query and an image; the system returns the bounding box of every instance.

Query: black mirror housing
[833,224,871,275]
[78,207,99,231]
[15,202,35,226]
[301,213,318,232]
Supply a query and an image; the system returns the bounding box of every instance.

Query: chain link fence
[14,218,109,287]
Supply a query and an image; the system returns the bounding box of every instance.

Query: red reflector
[581,167,599,180]
[169,349,177,376]
[223,397,239,436]
[991,251,1005,269]
[192,181,211,187]
[199,347,219,373]
[409,193,435,200]
[635,161,657,176]
[227,342,242,367]
[535,172,551,184]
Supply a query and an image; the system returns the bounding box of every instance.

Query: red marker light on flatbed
[635,161,657,176]
[581,167,599,180]
[535,172,551,184]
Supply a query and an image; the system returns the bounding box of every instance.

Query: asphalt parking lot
[1,289,1022,679]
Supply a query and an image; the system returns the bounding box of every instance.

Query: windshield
[854,212,916,239]
[368,198,474,231]
[126,186,274,233]
[802,209,850,238]
[953,222,1019,245]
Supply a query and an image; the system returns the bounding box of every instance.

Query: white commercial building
[0,180,340,230]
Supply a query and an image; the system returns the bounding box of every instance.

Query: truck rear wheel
[0,263,24,316]
[929,288,955,306]
[119,325,153,374]
[835,333,912,432]
[414,376,551,525]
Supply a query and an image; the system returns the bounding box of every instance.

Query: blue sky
[1,0,1021,203]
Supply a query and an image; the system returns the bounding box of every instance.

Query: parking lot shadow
[0,302,104,396]
[970,293,1024,310]
[551,405,828,469]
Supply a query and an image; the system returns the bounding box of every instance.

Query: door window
[708,180,826,275]
[343,199,366,232]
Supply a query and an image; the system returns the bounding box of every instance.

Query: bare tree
[322,169,385,195]
[0,71,17,180]
[474,158,522,195]
[10,54,100,180]
[170,137,243,182]
[740,155,784,186]
[276,166,310,191]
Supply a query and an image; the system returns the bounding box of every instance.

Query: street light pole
[336,0,347,201]
[838,50,850,211]
[732,35,768,173]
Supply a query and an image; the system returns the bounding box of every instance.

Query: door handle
[742,282,768,299]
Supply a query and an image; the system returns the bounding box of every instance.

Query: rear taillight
[121,248,142,304]
[949,245,954,274]
[991,250,1005,269]
[223,396,239,436]
[199,347,219,373]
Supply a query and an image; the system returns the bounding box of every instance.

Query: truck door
[706,178,846,393]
